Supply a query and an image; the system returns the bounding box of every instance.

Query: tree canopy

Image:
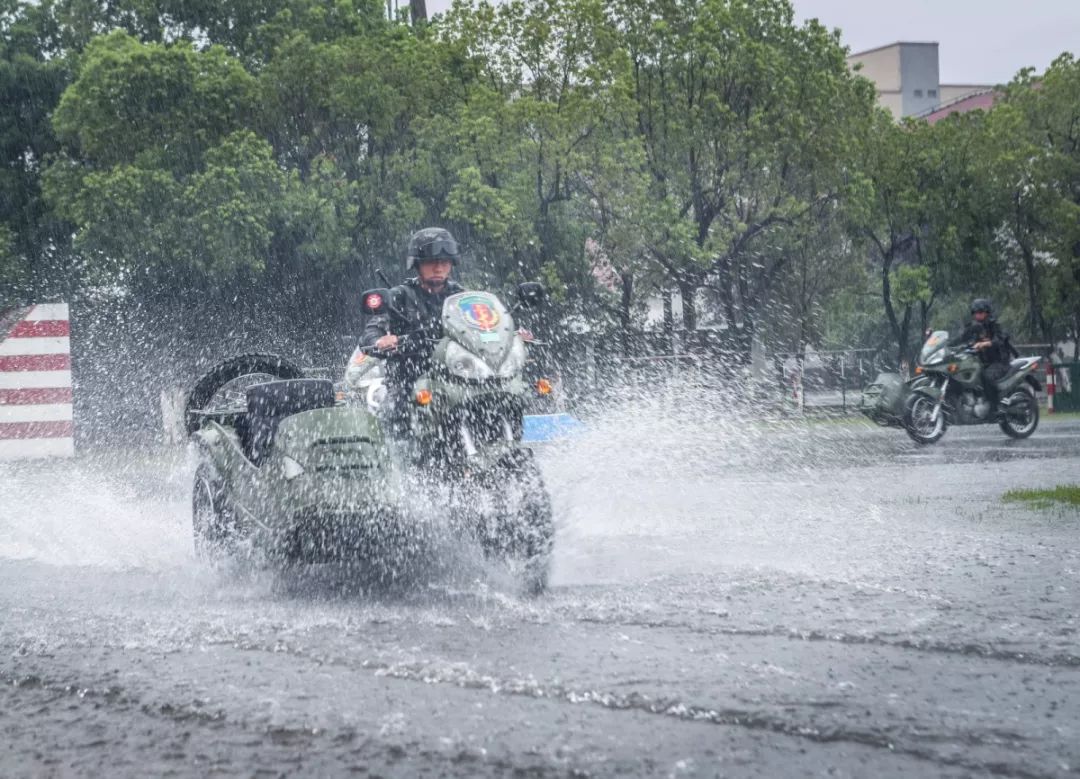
[1,0,1078,363]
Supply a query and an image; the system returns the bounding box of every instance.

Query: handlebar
[356,332,440,358]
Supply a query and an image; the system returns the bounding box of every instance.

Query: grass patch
[1003,485,1080,508]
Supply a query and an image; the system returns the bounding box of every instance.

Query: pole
[1046,358,1056,414]
[840,355,847,412]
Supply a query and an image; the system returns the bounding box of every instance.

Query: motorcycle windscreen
[441,291,516,368]
[920,330,950,364]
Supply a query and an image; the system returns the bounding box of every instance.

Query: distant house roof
[847,41,938,58]
[921,89,998,123]
[846,40,941,59]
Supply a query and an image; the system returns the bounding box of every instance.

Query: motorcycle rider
[948,298,1015,417]
[361,227,465,436]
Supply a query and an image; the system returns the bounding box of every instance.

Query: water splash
[0,449,194,570]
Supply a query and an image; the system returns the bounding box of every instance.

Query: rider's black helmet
[406,227,459,271]
[970,298,993,316]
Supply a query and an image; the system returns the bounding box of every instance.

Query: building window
[914,89,923,98]
[928,89,938,98]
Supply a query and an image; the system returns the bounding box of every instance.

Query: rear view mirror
[516,282,547,309]
[361,289,390,315]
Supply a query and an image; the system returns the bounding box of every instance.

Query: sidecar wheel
[192,464,240,560]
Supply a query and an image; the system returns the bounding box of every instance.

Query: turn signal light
[536,378,553,395]
[948,363,959,373]
[914,366,924,375]
[415,389,433,406]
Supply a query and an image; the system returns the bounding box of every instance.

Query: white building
[847,42,993,119]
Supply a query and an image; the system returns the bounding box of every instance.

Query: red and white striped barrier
[1045,358,1055,414]
[0,303,74,459]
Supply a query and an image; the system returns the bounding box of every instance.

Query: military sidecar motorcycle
[860,330,1043,445]
[184,284,555,592]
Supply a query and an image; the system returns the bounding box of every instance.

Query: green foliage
[52,31,258,172]
[609,0,878,329]
[0,0,73,299]
[995,54,1080,345]
[850,109,999,362]
[1003,485,1080,509]
[0,0,1077,362]
[430,0,635,299]
[182,132,286,277]
[0,222,24,306]
[890,265,931,307]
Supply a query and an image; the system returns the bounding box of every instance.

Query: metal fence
[773,349,889,413]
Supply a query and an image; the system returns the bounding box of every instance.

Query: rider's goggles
[414,238,459,261]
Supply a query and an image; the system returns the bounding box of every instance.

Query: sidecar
[185,354,406,564]
[859,371,913,426]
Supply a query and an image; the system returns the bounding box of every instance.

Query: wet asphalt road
[1,406,1079,778]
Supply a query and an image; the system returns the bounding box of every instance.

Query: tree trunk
[619,270,633,357]
[679,281,697,331]
[737,316,754,364]
[899,305,913,371]
[662,290,674,353]
[880,251,905,367]
[409,0,427,24]
[1021,243,1044,342]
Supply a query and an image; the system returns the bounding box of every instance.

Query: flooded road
[2,408,1079,777]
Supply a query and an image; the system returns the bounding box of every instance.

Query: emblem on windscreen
[459,295,501,331]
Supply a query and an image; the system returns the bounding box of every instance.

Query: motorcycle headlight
[497,337,527,379]
[445,341,494,381]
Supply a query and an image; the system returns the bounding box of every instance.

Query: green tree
[764,203,867,356]
[996,55,1080,351]
[851,110,997,365]
[51,31,259,173]
[610,0,877,340]
[0,0,72,302]
[42,6,451,305]
[44,32,269,284]
[981,88,1060,343]
[425,0,635,306]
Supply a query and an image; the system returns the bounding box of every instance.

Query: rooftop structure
[921,89,998,124]
[847,42,994,120]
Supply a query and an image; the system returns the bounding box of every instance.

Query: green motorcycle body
[901,330,1043,444]
[186,287,554,588]
[192,404,402,562]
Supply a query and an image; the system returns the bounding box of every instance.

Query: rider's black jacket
[361,277,464,386]
[948,318,1015,365]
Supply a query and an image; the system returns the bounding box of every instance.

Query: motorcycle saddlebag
[859,372,906,424]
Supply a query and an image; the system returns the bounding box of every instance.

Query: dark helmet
[406,227,459,271]
[970,298,993,316]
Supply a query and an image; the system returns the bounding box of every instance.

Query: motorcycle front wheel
[469,456,554,595]
[904,393,947,445]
